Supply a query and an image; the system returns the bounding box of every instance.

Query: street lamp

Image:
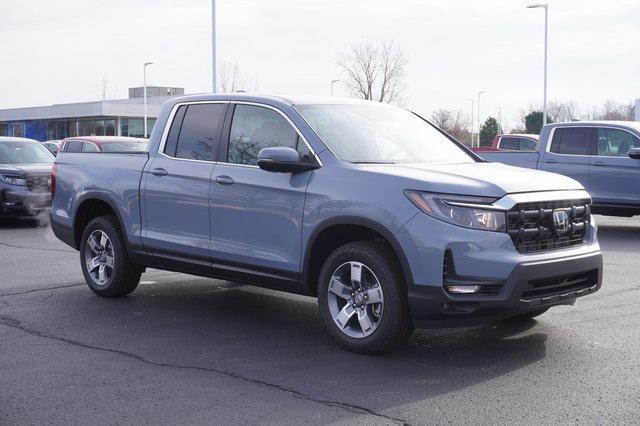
[331,79,340,96]
[466,98,474,147]
[527,3,548,125]
[143,62,153,138]
[477,90,486,147]
[211,0,217,92]
[496,106,502,133]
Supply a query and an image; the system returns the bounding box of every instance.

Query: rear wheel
[79,216,141,297]
[318,241,413,354]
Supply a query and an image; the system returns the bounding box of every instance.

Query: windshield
[0,142,54,164]
[296,103,475,164]
[101,141,148,152]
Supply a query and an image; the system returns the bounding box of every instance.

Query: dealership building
[0,86,184,141]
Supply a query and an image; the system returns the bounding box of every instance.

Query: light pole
[211,0,217,92]
[476,90,486,147]
[496,106,502,133]
[143,62,153,138]
[466,98,474,147]
[331,79,340,96]
[527,3,548,125]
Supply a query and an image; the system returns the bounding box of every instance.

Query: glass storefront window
[0,123,8,136]
[11,123,24,137]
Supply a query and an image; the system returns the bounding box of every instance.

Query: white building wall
[636,98,640,121]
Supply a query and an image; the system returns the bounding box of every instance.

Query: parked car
[42,140,61,156]
[478,121,640,217]
[60,136,148,153]
[0,136,54,218]
[50,94,602,353]
[471,134,538,153]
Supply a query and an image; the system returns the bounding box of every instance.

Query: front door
[210,103,316,280]
[589,127,640,206]
[142,102,228,265]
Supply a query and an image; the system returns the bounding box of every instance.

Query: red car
[471,134,538,152]
[60,136,148,153]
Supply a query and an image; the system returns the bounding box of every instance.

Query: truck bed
[478,151,540,170]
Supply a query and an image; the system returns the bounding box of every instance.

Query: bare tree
[337,41,407,103]
[218,61,259,93]
[97,76,115,100]
[548,100,579,123]
[592,100,634,121]
[431,109,472,145]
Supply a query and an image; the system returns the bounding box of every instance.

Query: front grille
[521,269,598,301]
[26,174,50,193]
[507,198,590,253]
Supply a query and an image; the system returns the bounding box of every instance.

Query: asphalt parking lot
[1,216,639,425]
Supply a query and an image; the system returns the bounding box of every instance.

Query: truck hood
[0,163,53,175]
[359,161,584,197]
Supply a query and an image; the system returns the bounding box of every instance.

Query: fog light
[446,285,480,294]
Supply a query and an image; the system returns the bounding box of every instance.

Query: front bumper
[0,186,51,217]
[408,249,602,328]
[396,207,602,328]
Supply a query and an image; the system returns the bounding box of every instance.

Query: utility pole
[527,3,549,125]
[477,90,486,147]
[331,79,340,96]
[143,62,153,138]
[467,98,474,147]
[212,0,217,92]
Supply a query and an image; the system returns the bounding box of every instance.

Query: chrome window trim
[156,100,229,164]
[225,101,323,167]
[546,125,640,158]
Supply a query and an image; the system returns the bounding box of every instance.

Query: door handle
[214,175,234,185]
[593,162,607,167]
[544,159,557,164]
[151,168,168,176]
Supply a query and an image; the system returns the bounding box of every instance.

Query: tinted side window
[595,128,640,157]
[175,103,227,161]
[81,143,98,152]
[163,105,187,157]
[63,141,83,152]
[550,128,592,155]
[228,105,305,166]
[521,138,537,151]
[499,137,520,150]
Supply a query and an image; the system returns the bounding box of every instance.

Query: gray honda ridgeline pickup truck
[51,94,603,353]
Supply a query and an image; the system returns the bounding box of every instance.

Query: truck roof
[166,93,380,107]
[545,120,640,131]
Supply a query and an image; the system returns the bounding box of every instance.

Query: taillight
[51,163,57,200]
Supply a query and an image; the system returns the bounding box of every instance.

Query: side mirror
[257,147,319,173]
[628,147,640,160]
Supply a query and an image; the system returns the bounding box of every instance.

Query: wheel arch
[72,194,128,250]
[302,217,414,296]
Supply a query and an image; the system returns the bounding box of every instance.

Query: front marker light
[446,285,480,294]
[405,191,507,232]
[1,175,27,186]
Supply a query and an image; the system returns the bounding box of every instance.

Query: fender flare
[72,192,129,249]
[302,216,415,294]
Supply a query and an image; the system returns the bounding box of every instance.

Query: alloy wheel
[327,261,384,338]
[84,230,115,286]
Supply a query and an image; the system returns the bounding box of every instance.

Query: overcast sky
[1,0,638,129]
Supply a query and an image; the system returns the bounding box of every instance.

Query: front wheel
[79,216,141,297]
[317,241,413,354]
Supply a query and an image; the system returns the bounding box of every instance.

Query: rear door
[589,127,640,206]
[210,103,316,279]
[141,102,228,266]
[542,127,593,189]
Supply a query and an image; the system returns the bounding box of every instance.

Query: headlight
[1,175,27,186]
[405,191,506,232]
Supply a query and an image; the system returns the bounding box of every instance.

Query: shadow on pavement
[596,222,640,251]
[3,280,548,412]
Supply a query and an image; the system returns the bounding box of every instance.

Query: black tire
[79,215,141,297]
[509,307,549,321]
[318,241,413,354]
